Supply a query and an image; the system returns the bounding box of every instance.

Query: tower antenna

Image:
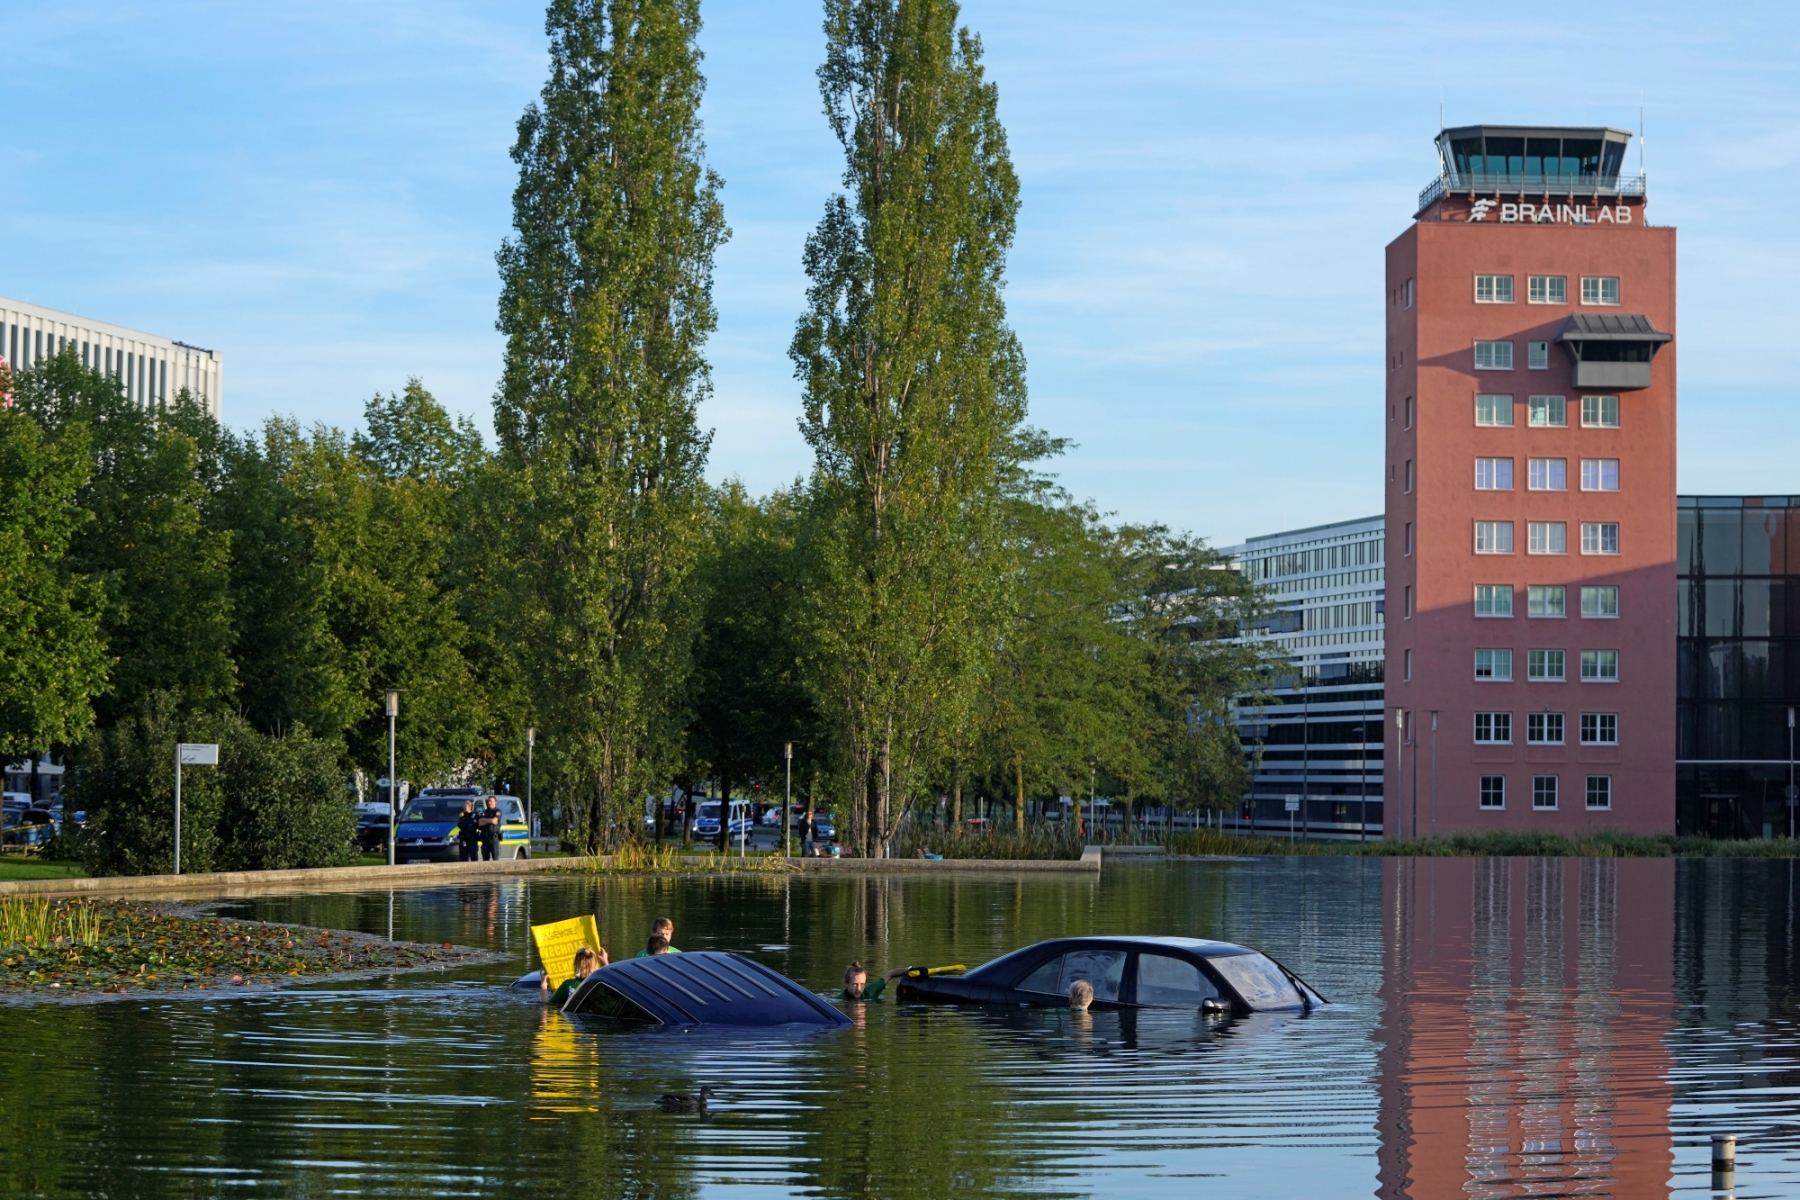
[1639,104,1646,177]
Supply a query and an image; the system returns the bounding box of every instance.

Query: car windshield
[400,798,466,823]
[698,802,720,819]
[1207,951,1303,1009]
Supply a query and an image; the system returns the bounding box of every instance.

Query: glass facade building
[1225,515,1386,838]
[1677,497,1800,837]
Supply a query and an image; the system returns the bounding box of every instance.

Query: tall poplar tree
[495,0,725,849]
[792,0,1027,855]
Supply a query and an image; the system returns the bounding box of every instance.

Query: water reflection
[5,860,1800,1195]
[1378,857,1676,1198]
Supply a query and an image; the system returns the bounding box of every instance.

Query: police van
[393,786,531,863]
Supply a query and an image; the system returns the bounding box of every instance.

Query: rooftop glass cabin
[1420,125,1642,210]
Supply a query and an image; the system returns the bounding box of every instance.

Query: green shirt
[550,976,582,1007]
[837,976,886,1002]
[633,945,681,957]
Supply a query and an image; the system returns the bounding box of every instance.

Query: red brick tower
[1386,126,1676,835]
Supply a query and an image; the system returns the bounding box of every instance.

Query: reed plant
[0,896,105,950]
[893,825,1084,861]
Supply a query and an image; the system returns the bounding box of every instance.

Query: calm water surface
[5,857,1799,1197]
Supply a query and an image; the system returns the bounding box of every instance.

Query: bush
[215,719,356,871]
[73,692,224,876]
[71,692,354,875]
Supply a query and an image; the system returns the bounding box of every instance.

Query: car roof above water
[1040,935,1256,957]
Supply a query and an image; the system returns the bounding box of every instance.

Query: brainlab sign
[1468,197,1634,225]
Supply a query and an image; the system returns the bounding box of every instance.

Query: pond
[2,857,1798,1197]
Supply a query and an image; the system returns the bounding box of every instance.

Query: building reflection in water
[1376,857,1674,1198]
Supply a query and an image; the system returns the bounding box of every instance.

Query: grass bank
[0,896,490,1000]
[1165,828,1800,858]
[0,859,87,883]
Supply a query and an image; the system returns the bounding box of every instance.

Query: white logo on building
[1468,199,1497,222]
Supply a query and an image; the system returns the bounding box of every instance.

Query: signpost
[526,727,536,841]
[1285,794,1299,841]
[783,742,793,859]
[174,743,219,876]
[385,691,399,867]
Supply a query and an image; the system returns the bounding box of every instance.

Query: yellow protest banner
[531,915,602,988]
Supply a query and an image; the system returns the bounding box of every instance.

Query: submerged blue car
[561,951,852,1028]
[893,936,1325,1015]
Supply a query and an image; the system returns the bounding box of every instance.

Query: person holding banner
[541,945,607,1007]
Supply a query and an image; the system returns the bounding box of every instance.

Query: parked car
[691,800,722,839]
[391,790,530,863]
[894,936,1326,1015]
[811,811,836,842]
[355,809,391,853]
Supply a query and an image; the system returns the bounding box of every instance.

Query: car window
[1208,952,1303,1009]
[1059,950,1126,1002]
[1018,955,1066,994]
[400,798,464,822]
[1136,953,1219,1007]
[502,799,525,823]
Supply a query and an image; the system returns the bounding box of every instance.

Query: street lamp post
[385,690,399,867]
[1358,719,1368,843]
[526,727,536,842]
[1394,709,1405,841]
[784,742,793,859]
[1788,707,1795,840]
[1430,711,1439,839]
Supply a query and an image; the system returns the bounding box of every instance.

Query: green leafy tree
[494,0,727,849]
[792,0,1029,855]
[0,407,108,764]
[14,350,235,725]
[688,482,816,804]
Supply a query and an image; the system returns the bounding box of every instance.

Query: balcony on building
[1419,125,1644,211]
[1555,314,1672,391]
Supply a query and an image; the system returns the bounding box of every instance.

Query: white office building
[1,294,222,420]
[1223,514,1386,838]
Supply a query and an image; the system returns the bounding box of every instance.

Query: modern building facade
[0,294,222,419]
[1386,125,1677,835]
[1226,515,1386,837]
[1677,496,1800,838]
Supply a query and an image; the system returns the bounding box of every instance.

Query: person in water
[542,945,607,1007]
[840,961,912,1001]
[1068,979,1094,1011]
[645,934,671,956]
[633,917,680,957]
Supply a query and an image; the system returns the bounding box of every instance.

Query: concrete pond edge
[0,848,1110,900]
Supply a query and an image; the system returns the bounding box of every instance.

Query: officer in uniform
[456,800,480,862]
[479,795,503,861]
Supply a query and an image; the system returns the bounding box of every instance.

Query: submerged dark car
[894,936,1324,1015]
[563,951,852,1028]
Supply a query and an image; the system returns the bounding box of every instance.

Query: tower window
[1528,395,1567,427]
[1475,649,1514,681]
[1533,775,1560,810]
[1580,713,1618,745]
[1580,277,1620,305]
[1527,712,1566,744]
[1585,776,1612,810]
[1528,585,1566,617]
[1527,522,1567,555]
[1528,276,1567,304]
[1581,522,1620,555]
[1475,341,1514,370]
[1475,521,1514,554]
[1475,275,1515,304]
[1476,394,1514,426]
[1581,395,1619,427]
[1479,776,1506,809]
[1474,458,1512,490]
[1474,713,1512,744]
[1528,341,1550,370]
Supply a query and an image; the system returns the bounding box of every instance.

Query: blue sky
[5,1,1799,544]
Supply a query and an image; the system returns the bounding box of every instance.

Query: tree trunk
[1015,752,1025,834]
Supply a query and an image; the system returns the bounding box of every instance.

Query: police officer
[478,795,503,861]
[456,800,480,862]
